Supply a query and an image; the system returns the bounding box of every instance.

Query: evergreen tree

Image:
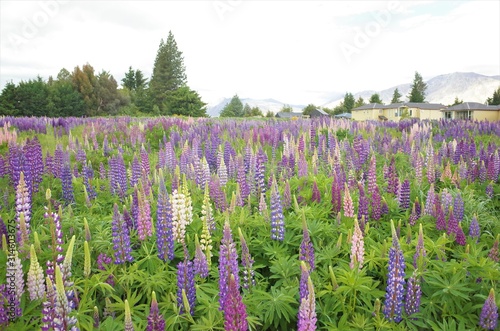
[48,79,85,117]
[302,104,317,116]
[95,70,126,115]
[369,93,383,104]
[451,96,463,106]
[343,92,355,112]
[354,96,365,108]
[122,66,136,90]
[0,82,19,116]
[408,72,427,103]
[391,88,402,103]
[16,77,50,117]
[486,86,500,105]
[149,31,187,112]
[164,86,207,117]
[220,94,244,117]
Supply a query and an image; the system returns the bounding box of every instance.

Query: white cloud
[0,0,498,106]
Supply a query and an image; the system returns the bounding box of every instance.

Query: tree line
[0,31,208,118]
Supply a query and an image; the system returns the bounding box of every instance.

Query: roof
[275,111,303,118]
[352,102,446,111]
[446,102,500,111]
[311,108,329,115]
[334,113,352,118]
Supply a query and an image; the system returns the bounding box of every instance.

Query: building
[352,101,500,121]
[309,108,330,118]
[334,112,352,119]
[444,102,500,121]
[275,111,304,119]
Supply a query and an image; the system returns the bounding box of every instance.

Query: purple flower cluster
[111,204,134,264]
[299,215,315,271]
[147,292,165,331]
[479,288,498,330]
[177,259,196,315]
[156,176,174,262]
[223,274,248,331]
[404,272,421,316]
[239,228,255,290]
[219,222,240,311]
[270,177,285,241]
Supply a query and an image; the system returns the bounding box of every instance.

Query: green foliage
[391,88,402,103]
[220,94,244,117]
[354,96,365,108]
[408,71,427,103]
[369,93,383,104]
[302,104,317,116]
[486,86,500,105]
[163,86,207,117]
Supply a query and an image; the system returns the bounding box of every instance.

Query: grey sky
[1,0,498,105]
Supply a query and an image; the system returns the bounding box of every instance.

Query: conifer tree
[408,72,427,103]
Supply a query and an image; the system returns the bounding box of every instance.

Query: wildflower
[223,274,248,331]
[383,220,406,323]
[398,179,410,210]
[193,235,209,279]
[27,245,46,300]
[157,174,174,261]
[124,299,134,331]
[147,291,165,331]
[111,204,134,264]
[238,228,255,289]
[219,221,239,311]
[297,276,317,331]
[343,184,355,218]
[176,260,195,315]
[469,214,480,242]
[270,176,285,241]
[404,271,421,317]
[299,213,315,271]
[479,288,498,330]
[349,218,364,270]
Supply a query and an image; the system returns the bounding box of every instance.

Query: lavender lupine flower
[156,174,174,262]
[299,213,315,271]
[367,154,377,193]
[82,162,97,201]
[343,184,355,218]
[131,156,141,188]
[111,204,134,264]
[223,274,248,331]
[357,183,369,222]
[434,200,446,231]
[413,224,426,270]
[270,176,285,241]
[455,224,466,246]
[283,180,291,210]
[137,183,153,241]
[61,162,74,204]
[27,245,46,301]
[446,207,459,237]
[124,299,134,331]
[16,171,31,246]
[177,259,195,315]
[453,193,464,223]
[193,235,209,278]
[297,276,317,331]
[219,221,240,312]
[311,181,321,203]
[398,179,410,210]
[371,185,382,221]
[487,235,499,262]
[238,228,255,290]
[236,157,250,202]
[350,218,364,270]
[147,291,165,331]
[383,220,406,323]
[469,214,480,242]
[479,288,498,330]
[93,306,100,329]
[254,149,266,195]
[423,183,436,216]
[387,157,399,195]
[409,199,421,226]
[404,271,422,317]
[485,182,494,199]
[97,253,115,286]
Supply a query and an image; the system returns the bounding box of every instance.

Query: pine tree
[149,31,187,111]
[164,86,207,117]
[344,92,355,112]
[408,72,427,103]
[369,93,383,104]
[220,94,244,117]
[391,88,402,103]
[486,86,500,105]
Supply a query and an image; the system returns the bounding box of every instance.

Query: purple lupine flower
[381,199,389,216]
[357,183,369,222]
[299,214,315,271]
[177,259,195,315]
[236,157,250,202]
[299,261,309,302]
[455,224,466,246]
[343,184,355,218]
[404,272,421,317]
[41,277,57,331]
[93,306,100,329]
[53,265,78,330]
[387,157,399,195]
[61,162,74,204]
[479,288,498,330]
[435,200,446,231]
[219,221,240,311]
[283,180,291,210]
[398,179,410,210]
[485,182,494,199]
[488,235,499,262]
[223,274,248,331]
[27,245,46,301]
[413,224,426,270]
[156,175,174,262]
[209,176,227,213]
[367,154,377,193]
[311,181,321,203]
[469,215,480,242]
[350,218,364,270]
[194,235,209,279]
[270,176,285,241]
[371,184,382,221]
[453,193,464,223]
[383,220,406,323]
[238,228,255,290]
[111,204,134,264]
[297,275,317,331]
[5,250,23,319]
[147,291,165,331]
[137,182,153,241]
[423,183,436,216]
[331,174,342,216]
[409,198,421,226]
[82,162,97,201]
[254,149,266,195]
[131,156,141,188]
[446,207,459,237]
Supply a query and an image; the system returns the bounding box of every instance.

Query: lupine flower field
[0,116,499,331]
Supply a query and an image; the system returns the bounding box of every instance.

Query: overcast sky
[1,0,499,105]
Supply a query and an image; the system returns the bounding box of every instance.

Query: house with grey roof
[444,102,500,121]
[352,102,447,121]
[275,111,304,119]
[309,108,330,118]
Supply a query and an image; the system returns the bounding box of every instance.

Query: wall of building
[473,110,500,121]
[352,109,376,121]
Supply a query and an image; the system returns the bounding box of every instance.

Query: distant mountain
[322,72,500,108]
[207,97,305,117]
